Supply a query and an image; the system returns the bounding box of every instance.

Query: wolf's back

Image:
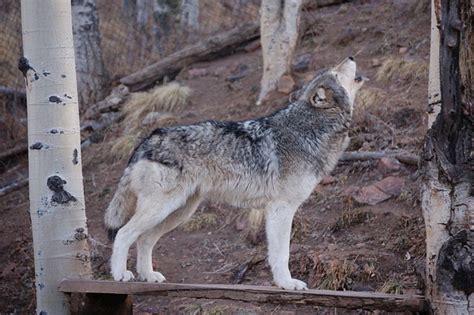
[104,167,137,240]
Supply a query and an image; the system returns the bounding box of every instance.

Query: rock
[352,184,391,206]
[327,244,338,251]
[212,66,227,77]
[374,176,405,196]
[292,53,312,72]
[188,67,208,79]
[244,40,261,52]
[235,215,247,231]
[142,112,177,127]
[277,75,296,94]
[399,46,408,54]
[342,185,359,197]
[226,64,249,82]
[371,58,382,67]
[377,157,401,173]
[320,175,337,185]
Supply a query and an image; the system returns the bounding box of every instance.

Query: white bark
[181,0,200,29]
[72,0,108,109]
[20,1,91,314]
[427,0,441,128]
[257,0,302,105]
[421,0,473,313]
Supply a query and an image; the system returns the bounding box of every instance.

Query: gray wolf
[105,57,365,290]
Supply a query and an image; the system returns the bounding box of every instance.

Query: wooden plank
[58,279,427,312]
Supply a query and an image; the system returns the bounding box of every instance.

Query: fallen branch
[0,85,26,98]
[120,23,260,92]
[0,143,28,162]
[0,178,28,198]
[341,150,419,166]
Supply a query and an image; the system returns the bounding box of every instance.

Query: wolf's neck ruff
[105,58,365,290]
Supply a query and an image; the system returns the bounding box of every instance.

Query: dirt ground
[0,0,431,313]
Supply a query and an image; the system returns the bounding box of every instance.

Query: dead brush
[108,82,190,160]
[353,87,388,127]
[312,257,357,290]
[331,208,374,233]
[183,211,218,232]
[375,57,428,84]
[379,277,405,295]
[388,216,425,257]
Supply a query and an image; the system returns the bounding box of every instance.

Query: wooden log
[120,23,260,92]
[0,143,28,162]
[58,279,427,312]
[340,150,419,166]
[0,178,28,198]
[0,85,26,98]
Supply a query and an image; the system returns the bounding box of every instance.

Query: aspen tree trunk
[421,0,473,313]
[20,1,92,314]
[72,0,108,110]
[181,0,200,30]
[257,0,302,105]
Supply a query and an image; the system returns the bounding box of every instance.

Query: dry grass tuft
[313,258,357,290]
[245,208,265,242]
[108,82,190,160]
[356,87,387,110]
[331,208,374,232]
[122,82,190,133]
[183,212,218,232]
[375,57,428,84]
[380,278,405,294]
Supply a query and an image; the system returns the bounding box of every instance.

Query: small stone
[352,185,391,205]
[244,40,261,52]
[277,75,296,94]
[377,157,401,173]
[374,176,405,196]
[320,175,336,185]
[371,58,382,67]
[188,67,208,79]
[399,47,408,54]
[327,244,338,251]
[292,53,312,72]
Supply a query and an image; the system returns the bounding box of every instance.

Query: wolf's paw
[113,270,135,282]
[276,278,308,290]
[138,271,166,283]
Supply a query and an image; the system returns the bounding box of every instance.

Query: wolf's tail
[104,167,137,241]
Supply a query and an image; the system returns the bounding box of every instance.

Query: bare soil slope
[0,0,430,313]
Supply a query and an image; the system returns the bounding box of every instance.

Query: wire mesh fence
[0,0,261,149]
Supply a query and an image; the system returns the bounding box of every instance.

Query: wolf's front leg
[265,201,307,290]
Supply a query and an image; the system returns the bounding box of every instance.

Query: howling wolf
[105,57,366,290]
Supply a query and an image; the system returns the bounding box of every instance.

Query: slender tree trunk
[421,0,473,313]
[181,0,200,30]
[72,0,108,110]
[20,1,92,314]
[257,0,302,105]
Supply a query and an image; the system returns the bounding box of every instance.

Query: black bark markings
[49,95,63,104]
[30,142,44,150]
[47,175,77,204]
[437,230,474,294]
[72,148,79,165]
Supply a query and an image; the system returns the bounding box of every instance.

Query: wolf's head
[292,57,366,113]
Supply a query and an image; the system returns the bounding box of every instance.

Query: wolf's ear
[310,86,333,108]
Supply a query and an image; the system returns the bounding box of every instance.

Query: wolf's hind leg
[111,190,189,282]
[265,201,307,290]
[136,192,202,282]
